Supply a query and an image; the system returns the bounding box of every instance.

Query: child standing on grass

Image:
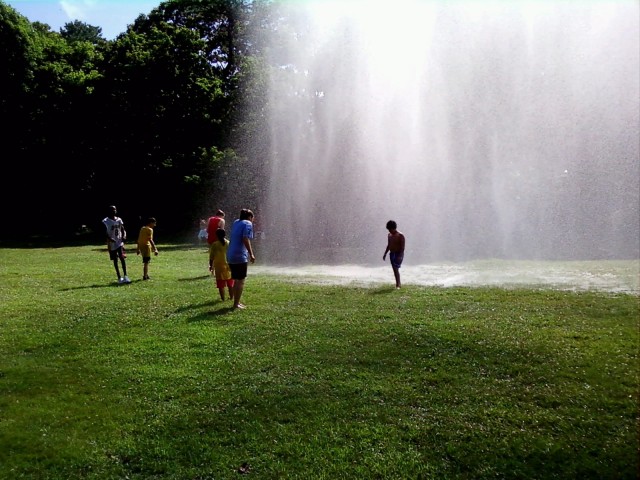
[209,228,234,301]
[197,219,208,244]
[136,217,158,280]
[383,220,405,289]
[227,208,256,309]
[103,205,131,284]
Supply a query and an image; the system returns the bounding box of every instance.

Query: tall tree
[0,3,102,235]
[82,0,265,232]
[91,20,227,231]
[0,0,277,237]
[60,20,105,44]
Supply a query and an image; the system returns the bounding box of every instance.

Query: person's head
[216,209,225,217]
[107,205,117,218]
[216,228,226,244]
[146,217,157,227]
[239,208,254,221]
[386,220,397,231]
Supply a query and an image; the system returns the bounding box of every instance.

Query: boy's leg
[113,259,121,279]
[228,280,235,302]
[233,280,245,308]
[110,249,121,279]
[119,249,127,277]
[393,266,401,288]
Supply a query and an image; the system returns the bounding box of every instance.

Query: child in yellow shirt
[209,228,234,301]
[136,217,158,280]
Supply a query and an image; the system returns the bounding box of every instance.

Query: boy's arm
[242,237,255,263]
[136,229,144,254]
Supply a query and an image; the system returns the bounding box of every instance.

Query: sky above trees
[6,0,159,39]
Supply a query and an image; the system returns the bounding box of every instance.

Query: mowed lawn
[0,244,638,479]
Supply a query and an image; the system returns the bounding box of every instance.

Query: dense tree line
[0,0,274,242]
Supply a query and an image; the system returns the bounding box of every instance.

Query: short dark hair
[386,220,397,230]
[240,208,254,220]
[216,228,226,243]
[146,217,156,225]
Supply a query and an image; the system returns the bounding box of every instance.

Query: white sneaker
[118,277,125,284]
[123,276,131,284]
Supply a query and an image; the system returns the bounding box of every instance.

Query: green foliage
[0,1,39,147]
[60,19,104,44]
[0,0,265,236]
[0,1,37,89]
[32,29,103,96]
[0,245,638,479]
[0,2,106,235]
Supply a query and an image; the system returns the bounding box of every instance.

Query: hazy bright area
[255,260,639,295]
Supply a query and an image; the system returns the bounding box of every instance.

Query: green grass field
[0,244,638,479]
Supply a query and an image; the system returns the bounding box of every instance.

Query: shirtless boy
[383,220,405,289]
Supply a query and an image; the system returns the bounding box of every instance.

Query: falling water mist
[251,1,639,267]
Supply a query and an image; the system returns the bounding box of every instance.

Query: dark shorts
[142,256,151,264]
[229,262,248,280]
[390,252,404,269]
[109,246,124,261]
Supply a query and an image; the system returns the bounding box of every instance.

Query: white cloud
[60,0,97,22]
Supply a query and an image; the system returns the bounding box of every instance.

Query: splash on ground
[254,260,639,295]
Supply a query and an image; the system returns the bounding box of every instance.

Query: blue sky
[6,0,161,39]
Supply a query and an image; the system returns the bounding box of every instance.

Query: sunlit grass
[0,244,638,479]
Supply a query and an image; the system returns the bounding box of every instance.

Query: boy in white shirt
[103,205,131,284]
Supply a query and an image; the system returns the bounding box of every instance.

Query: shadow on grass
[61,281,133,291]
[172,298,241,322]
[92,244,208,253]
[0,239,207,252]
[178,275,211,282]
[370,286,401,295]
[156,244,209,252]
[174,300,218,313]
[188,307,238,322]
